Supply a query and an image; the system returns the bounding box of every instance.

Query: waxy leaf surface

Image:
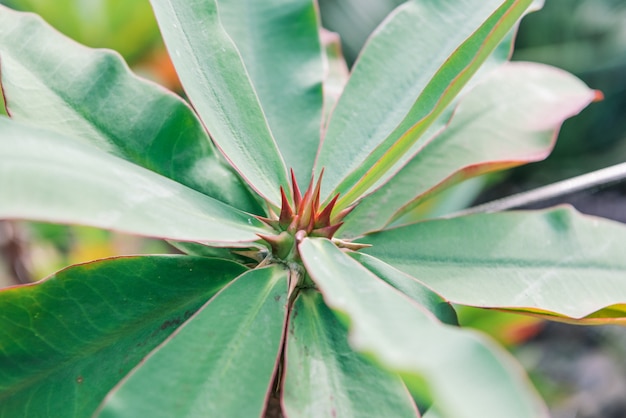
[97,265,289,418]
[350,252,458,326]
[283,289,419,418]
[0,255,246,418]
[0,118,269,245]
[150,0,289,205]
[316,0,533,205]
[0,5,258,213]
[218,0,324,188]
[340,62,595,236]
[300,238,547,418]
[361,208,626,322]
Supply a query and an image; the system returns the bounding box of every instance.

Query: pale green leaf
[340,62,595,236]
[0,118,269,246]
[0,5,260,212]
[316,0,534,207]
[361,207,626,321]
[300,238,547,418]
[350,252,458,325]
[218,0,324,188]
[150,0,289,205]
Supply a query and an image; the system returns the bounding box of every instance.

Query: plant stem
[0,221,31,285]
[449,162,626,217]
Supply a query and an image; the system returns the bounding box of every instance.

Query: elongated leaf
[0,118,269,245]
[150,0,289,205]
[0,5,260,212]
[218,0,324,187]
[0,255,246,417]
[320,29,349,127]
[97,265,289,418]
[316,0,533,206]
[283,289,419,418]
[300,238,547,418]
[350,252,457,325]
[364,26,521,197]
[360,207,626,322]
[340,62,595,236]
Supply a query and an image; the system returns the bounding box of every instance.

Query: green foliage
[0,1,623,417]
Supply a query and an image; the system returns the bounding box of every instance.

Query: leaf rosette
[1,1,624,417]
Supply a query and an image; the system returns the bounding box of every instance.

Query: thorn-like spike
[254,215,281,229]
[257,233,281,250]
[288,214,300,233]
[311,170,324,215]
[332,238,372,251]
[298,173,316,227]
[311,222,343,239]
[316,193,340,228]
[306,209,316,234]
[258,231,295,259]
[332,203,358,224]
[279,187,293,228]
[290,169,302,209]
[299,173,315,212]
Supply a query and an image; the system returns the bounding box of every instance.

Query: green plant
[1,1,625,417]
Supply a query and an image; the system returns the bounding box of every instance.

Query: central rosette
[256,170,355,262]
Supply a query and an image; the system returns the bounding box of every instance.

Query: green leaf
[350,252,458,325]
[217,0,324,188]
[283,289,419,418]
[340,61,595,236]
[0,255,246,417]
[360,207,626,322]
[320,29,349,127]
[0,5,260,213]
[0,118,269,246]
[150,0,289,205]
[316,0,534,206]
[356,21,524,203]
[96,265,289,418]
[300,238,548,418]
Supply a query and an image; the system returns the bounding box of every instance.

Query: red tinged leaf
[311,222,343,239]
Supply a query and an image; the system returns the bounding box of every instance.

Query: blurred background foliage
[0,0,181,90]
[1,1,625,416]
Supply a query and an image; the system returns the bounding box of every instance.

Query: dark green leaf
[97,265,289,418]
[0,255,246,417]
